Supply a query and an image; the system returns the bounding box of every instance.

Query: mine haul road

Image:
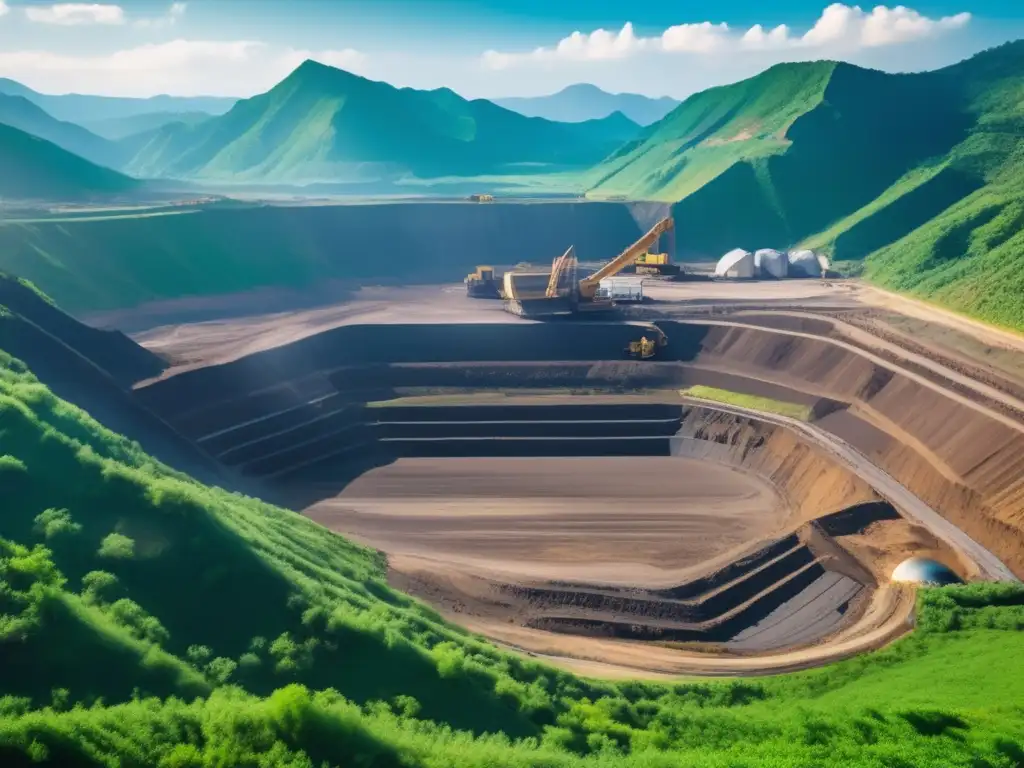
[680,397,1019,583]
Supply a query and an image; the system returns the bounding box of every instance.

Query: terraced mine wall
[672,408,879,524]
[0,202,648,315]
[371,403,681,460]
[134,317,1024,577]
[135,322,712,414]
[679,320,1024,578]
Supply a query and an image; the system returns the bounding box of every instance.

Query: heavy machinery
[575,216,675,308]
[634,251,682,277]
[464,265,502,298]
[629,217,679,276]
[501,216,675,317]
[625,325,669,359]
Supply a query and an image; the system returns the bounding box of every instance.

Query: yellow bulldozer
[625,326,668,360]
[465,265,503,299]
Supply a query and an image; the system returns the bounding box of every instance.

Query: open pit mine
[122,204,1022,678]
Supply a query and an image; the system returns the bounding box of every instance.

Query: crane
[576,217,674,302]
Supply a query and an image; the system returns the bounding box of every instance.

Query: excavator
[565,214,675,309]
[484,216,676,315]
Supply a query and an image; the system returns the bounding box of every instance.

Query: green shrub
[97,533,135,560]
[32,509,82,540]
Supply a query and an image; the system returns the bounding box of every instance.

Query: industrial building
[754,249,788,278]
[715,248,829,279]
[788,249,830,277]
[715,249,756,278]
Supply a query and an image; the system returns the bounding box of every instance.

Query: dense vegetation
[1,323,1023,765]
[0,124,139,199]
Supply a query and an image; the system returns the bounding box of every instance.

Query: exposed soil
[306,457,786,587]
[121,277,1024,675]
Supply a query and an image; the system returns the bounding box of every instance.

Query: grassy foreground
[680,385,813,421]
[1,344,1024,766]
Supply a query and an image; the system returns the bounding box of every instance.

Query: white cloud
[482,4,971,69]
[25,3,126,25]
[0,1,9,19]
[0,40,369,97]
[134,2,187,28]
[661,22,731,53]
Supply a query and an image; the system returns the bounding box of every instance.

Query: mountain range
[120,61,641,184]
[494,83,680,125]
[0,78,235,125]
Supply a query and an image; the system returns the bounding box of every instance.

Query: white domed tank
[787,249,823,277]
[754,248,787,278]
[715,248,755,278]
[891,557,961,585]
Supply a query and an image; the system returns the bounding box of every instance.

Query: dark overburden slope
[0,201,647,314]
[0,123,139,199]
[0,276,222,484]
[123,60,640,183]
[0,273,164,387]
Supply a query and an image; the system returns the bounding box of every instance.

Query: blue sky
[0,0,1021,99]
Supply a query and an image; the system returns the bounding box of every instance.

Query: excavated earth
[127,299,1018,675]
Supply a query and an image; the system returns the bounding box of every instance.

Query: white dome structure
[715,249,755,279]
[788,250,828,278]
[891,558,961,585]
[754,249,787,278]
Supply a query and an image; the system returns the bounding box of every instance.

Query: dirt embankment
[688,321,1024,577]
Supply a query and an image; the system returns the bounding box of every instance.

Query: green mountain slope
[495,83,680,126]
[0,123,139,199]
[796,41,1024,329]
[123,60,641,183]
[0,94,122,168]
[0,298,1023,766]
[588,60,972,256]
[0,77,236,123]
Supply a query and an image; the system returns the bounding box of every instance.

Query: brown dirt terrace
[123,285,1018,677]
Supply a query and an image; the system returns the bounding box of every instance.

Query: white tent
[715,249,755,278]
[754,249,787,278]
[788,249,828,278]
